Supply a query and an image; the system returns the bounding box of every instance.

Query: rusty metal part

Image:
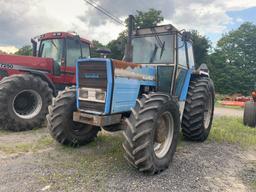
[73,111,122,127]
[114,68,155,81]
[112,59,141,69]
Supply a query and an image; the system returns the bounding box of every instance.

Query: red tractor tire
[0,74,53,131]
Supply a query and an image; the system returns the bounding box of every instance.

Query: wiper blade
[150,28,165,59]
[51,40,58,50]
[160,41,165,59]
[150,44,158,63]
[151,28,164,48]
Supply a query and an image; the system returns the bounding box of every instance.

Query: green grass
[209,117,256,147]
[0,135,54,154]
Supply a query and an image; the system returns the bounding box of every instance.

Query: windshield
[39,39,63,66]
[132,34,174,64]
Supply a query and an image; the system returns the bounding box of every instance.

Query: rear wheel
[181,77,215,141]
[243,101,256,127]
[122,93,180,174]
[47,88,100,147]
[0,74,52,131]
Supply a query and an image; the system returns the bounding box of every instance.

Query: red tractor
[0,32,91,131]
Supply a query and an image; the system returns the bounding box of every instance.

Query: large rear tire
[0,74,52,131]
[181,77,215,141]
[243,101,256,127]
[47,88,100,147]
[122,93,180,174]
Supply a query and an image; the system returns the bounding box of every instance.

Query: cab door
[175,36,189,100]
[64,38,83,85]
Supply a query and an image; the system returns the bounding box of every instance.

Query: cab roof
[38,32,91,44]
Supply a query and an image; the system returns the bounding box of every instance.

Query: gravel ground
[0,107,255,192]
[214,107,243,117]
[0,139,254,192]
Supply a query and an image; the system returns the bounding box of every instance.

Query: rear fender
[192,63,210,78]
[21,69,57,96]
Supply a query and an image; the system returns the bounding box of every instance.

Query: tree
[90,40,105,58]
[190,30,211,68]
[107,31,127,60]
[125,9,164,28]
[108,9,164,59]
[209,22,256,95]
[15,45,32,56]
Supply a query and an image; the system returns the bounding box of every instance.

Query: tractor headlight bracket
[78,88,106,103]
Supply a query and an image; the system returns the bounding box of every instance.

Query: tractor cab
[127,22,195,99]
[32,32,91,76]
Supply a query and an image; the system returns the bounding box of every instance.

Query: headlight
[95,91,105,101]
[79,88,106,103]
[79,89,88,99]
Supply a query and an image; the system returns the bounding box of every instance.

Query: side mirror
[96,48,111,58]
[182,32,192,41]
[31,38,37,56]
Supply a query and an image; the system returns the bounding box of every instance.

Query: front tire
[122,93,180,174]
[243,101,256,127]
[181,77,215,141]
[0,74,52,131]
[47,88,100,147]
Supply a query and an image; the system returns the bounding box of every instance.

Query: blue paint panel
[139,80,157,86]
[104,59,113,114]
[76,60,80,109]
[111,77,140,113]
[179,69,192,101]
[175,68,187,97]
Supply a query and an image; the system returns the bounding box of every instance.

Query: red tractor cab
[0,32,91,131]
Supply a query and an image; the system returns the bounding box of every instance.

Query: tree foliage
[209,22,256,95]
[190,30,211,68]
[14,45,32,56]
[90,40,105,58]
[125,9,164,29]
[107,9,164,59]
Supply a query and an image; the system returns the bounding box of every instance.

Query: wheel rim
[204,93,213,128]
[13,90,43,119]
[154,111,174,159]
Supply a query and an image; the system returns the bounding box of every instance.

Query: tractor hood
[112,60,156,81]
[0,54,54,73]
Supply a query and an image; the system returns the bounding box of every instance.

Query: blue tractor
[47,15,215,174]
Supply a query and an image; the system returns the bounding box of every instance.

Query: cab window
[81,43,90,58]
[178,36,187,67]
[187,42,195,67]
[66,39,81,67]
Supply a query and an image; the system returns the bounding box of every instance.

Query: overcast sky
[0,0,256,53]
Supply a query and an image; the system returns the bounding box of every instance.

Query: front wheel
[181,77,215,141]
[122,93,180,174]
[47,88,100,147]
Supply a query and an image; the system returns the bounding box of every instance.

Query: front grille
[79,100,105,113]
[78,61,107,90]
[78,60,107,113]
